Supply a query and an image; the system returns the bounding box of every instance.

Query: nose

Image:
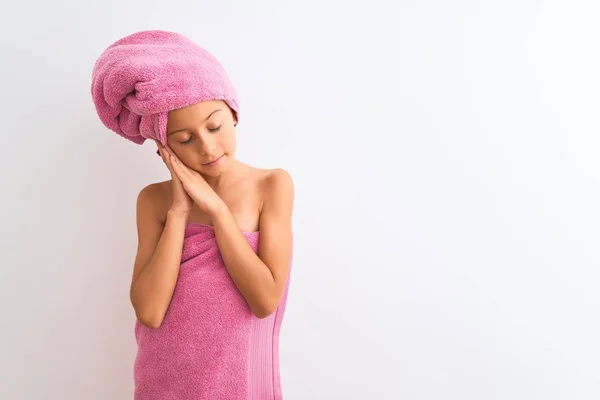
[197,132,217,156]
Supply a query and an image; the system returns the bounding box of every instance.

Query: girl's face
[166,100,238,176]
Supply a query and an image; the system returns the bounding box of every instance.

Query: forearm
[211,203,277,317]
[131,209,188,326]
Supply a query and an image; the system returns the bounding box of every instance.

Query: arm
[129,185,188,328]
[211,169,294,318]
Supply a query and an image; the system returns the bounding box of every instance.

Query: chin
[199,155,230,175]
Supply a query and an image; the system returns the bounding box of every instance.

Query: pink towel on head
[91,30,239,145]
[133,223,291,400]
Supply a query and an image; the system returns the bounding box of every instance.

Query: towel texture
[133,223,291,400]
[91,30,239,145]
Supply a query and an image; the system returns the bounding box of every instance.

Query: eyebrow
[167,109,223,135]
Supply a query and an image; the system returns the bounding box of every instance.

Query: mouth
[202,154,224,167]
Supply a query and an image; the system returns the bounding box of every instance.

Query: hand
[161,146,225,217]
[156,142,193,215]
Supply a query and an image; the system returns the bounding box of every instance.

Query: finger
[173,158,194,182]
[162,146,173,161]
[167,153,186,180]
[165,149,183,171]
[161,150,179,177]
[165,153,178,175]
[168,151,192,177]
[165,146,181,163]
[170,159,186,183]
[163,147,192,179]
[158,148,168,165]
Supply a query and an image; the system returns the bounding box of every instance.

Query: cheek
[223,133,236,153]
[166,137,180,149]
[212,128,234,151]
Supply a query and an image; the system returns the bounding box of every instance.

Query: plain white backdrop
[1,0,599,399]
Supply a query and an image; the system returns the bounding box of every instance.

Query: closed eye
[208,125,222,133]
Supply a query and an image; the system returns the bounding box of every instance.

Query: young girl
[91,30,293,399]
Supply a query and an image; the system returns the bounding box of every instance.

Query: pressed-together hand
[157,142,194,214]
[160,145,225,216]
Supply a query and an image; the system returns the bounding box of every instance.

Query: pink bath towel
[91,30,239,145]
[133,223,291,400]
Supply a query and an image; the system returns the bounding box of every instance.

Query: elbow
[134,306,165,329]
[253,309,275,319]
[251,298,279,319]
[137,312,164,329]
[131,292,165,329]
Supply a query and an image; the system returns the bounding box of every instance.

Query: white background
[1,1,599,399]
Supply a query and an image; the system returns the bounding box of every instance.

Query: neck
[200,159,244,190]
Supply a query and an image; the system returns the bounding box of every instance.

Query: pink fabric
[91,30,239,145]
[133,223,291,400]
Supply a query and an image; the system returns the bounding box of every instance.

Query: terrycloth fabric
[91,30,239,145]
[134,223,292,400]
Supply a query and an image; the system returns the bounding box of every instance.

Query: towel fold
[91,30,239,145]
[133,223,290,400]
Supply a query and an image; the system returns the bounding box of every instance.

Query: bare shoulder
[253,168,293,241]
[137,179,171,203]
[136,180,172,223]
[254,168,293,192]
[254,168,294,207]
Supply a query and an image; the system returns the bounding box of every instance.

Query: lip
[202,155,224,167]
